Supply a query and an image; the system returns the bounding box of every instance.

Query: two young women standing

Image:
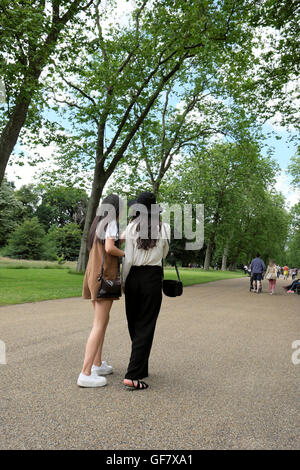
[78,192,169,390]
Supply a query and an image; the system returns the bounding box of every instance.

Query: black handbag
[96,241,122,299]
[162,229,183,297]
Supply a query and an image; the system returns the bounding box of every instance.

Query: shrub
[5,217,47,260]
[47,223,82,261]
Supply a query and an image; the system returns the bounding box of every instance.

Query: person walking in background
[283,265,289,280]
[276,265,281,279]
[265,260,277,295]
[291,267,297,280]
[78,194,124,388]
[250,253,266,294]
[122,192,170,390]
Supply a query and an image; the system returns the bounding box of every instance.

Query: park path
[0,277,299,450]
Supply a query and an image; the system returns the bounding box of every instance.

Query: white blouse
[96,220,118,240]
[122,221,170,283]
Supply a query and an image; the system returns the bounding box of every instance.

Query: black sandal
[124,379,149,391]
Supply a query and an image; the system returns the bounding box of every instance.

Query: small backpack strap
[162,224,181,283]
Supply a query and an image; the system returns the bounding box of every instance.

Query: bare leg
[81,299,113,376]
[256,280,261,292]
[94,342,105,367]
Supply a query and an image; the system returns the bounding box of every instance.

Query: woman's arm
[105,238,124,257]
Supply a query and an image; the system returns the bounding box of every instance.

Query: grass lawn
[164,267,246,285]
[0,257,245,306]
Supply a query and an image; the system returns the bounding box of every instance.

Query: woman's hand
[120,230,126,243]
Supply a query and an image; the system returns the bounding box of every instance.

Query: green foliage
[0,0,96,139]
[5,217,47,260]
[287,153,300,189]
[0,178,23,246]
[238,1,300,129]
[160,140,289,267]
[35,185,88,231]
[32,0,258,191]
[1,0,297,274]
[0,182,86,261]
[285,202,300,267]
[56,254,66,265]
[47,222,82,261]
[14,184,39,220]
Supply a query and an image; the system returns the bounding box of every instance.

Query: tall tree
[105,81,258,197]
[237,0,300,128]
[36,0,257,270]
[161,141,279,269]
[35,184,88,230]
[0,178,22,246]
[0,0,96,184]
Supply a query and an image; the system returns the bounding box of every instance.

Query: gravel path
[0,277,299,450]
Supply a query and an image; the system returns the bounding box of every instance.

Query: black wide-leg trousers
[125,266,163,380]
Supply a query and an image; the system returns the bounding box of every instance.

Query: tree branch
[52,0,60,22]
[161,85,171,159]
[61,76,98,107]
[104,55,186,178]
[95,0,108,63]
[114,0,149,77]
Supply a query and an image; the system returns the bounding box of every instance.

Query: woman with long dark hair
[122,192,170,390]
[78,194,124,387]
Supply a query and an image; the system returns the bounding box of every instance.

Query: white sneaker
[91,361,113,376]
[77,372,107,388]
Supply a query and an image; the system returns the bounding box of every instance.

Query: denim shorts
[252,273,262,281]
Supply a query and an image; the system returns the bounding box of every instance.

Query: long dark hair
[135,215,162,250]
[88,194,122,251]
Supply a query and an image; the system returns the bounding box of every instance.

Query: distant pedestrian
[276,265,281,279]
[250,253,266,293]
[265,260,277,295]
[283,265,289,280]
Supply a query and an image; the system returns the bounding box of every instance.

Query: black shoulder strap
[98,240,105,281]
[162,224,181,282]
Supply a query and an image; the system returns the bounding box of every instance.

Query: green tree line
[1,147,298,268]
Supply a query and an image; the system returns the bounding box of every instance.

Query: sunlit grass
[0,258,245,305]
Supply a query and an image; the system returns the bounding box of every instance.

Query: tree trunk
[228,262,237,271]
[203,240,213,270]
[76,168,107,271]
[0,0,92,185]
[0,98,32,184]
[152,180,161,197]
[221,243,229,271]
